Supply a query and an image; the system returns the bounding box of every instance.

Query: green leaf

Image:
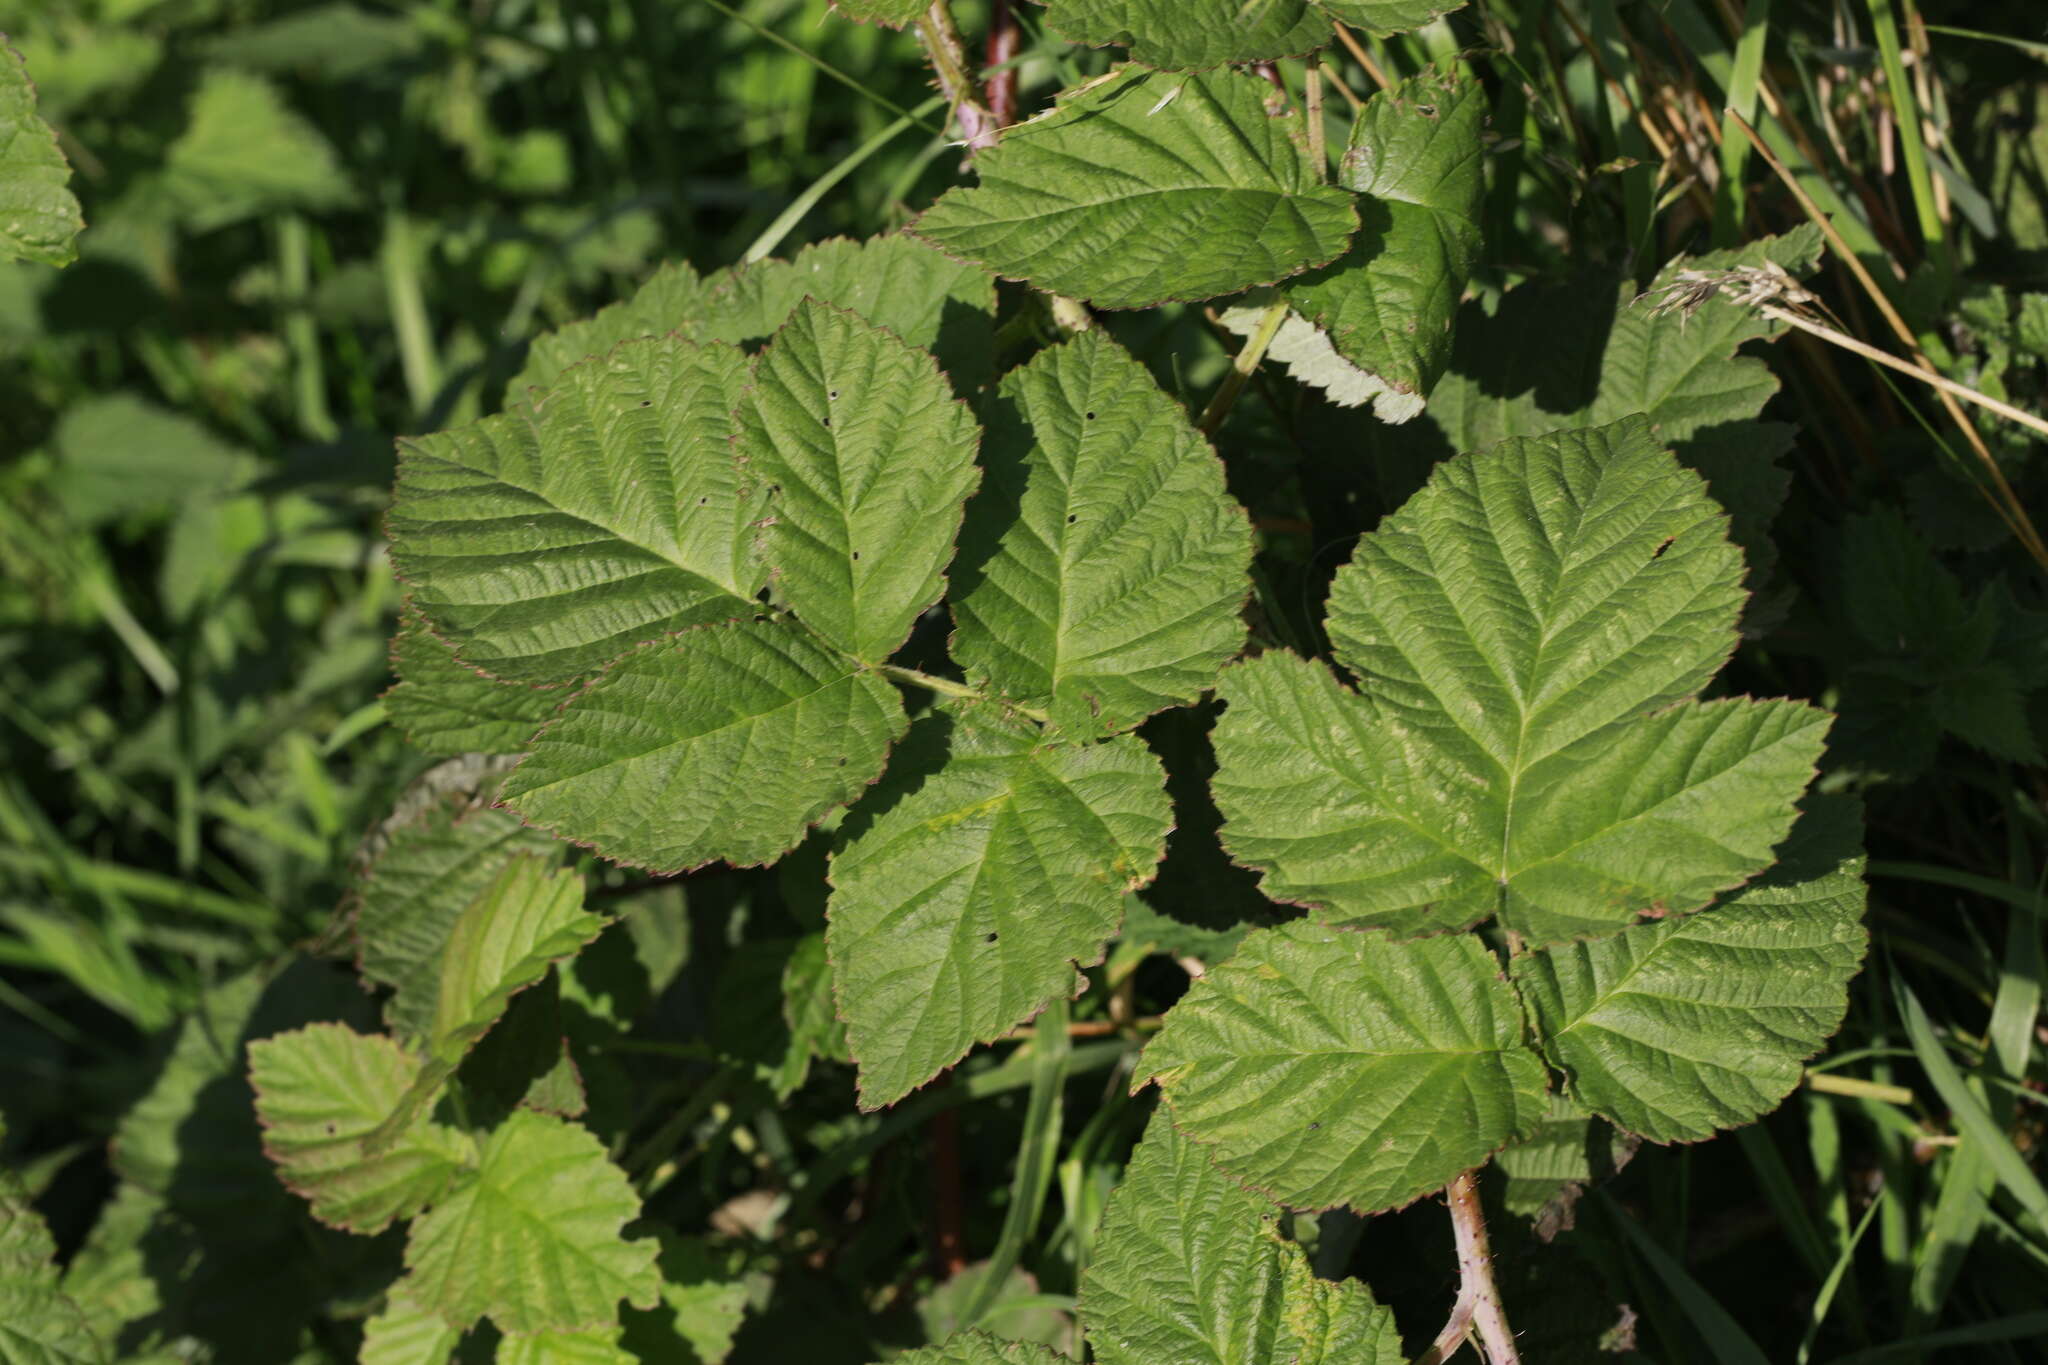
[1134,922,1549,1213]
[782,929,850,1078]
[504,617,904,872]
[829,709,1171,1109]
[1,1155,107,1365]
[49,393,250,526]
[619,1233,749,1364]
[1494,1094,1634,1234]
[738,299,981,664]
[386,602,562,758]
[1279,62,1485,420]
[914,68,1356,310]
[951,331,1251,736]
[160,70,354,230]
[1042,0,1332,71]
[389,335,760,684]
[828,0,927,27]
[349,761,562,1041]
[1318,0,1469,36]
[1211,416,1830,944]
[1515,797,1869,1143]
[1081,1112,1401,1365]
[248,1022,475,1234]
[404,1110,659,1334]
[360,1288,461,1365]
[374,858,605,1142]
[880,1334,1066,1365]
[511,235,995,397]
[1216,304,1408,416]
[0,38,84,267]
[497,1326,637,1364]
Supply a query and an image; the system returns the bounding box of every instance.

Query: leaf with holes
[248,1023,474,1234]
[388,334,759,685]
[914,67,1355,310]
[1210,416,1829,944]
[503,618,905,873]
[951,331,1251,736]
[738,299,981,664]
[403,1110,658,1334]
[1082,1112,1402,1365]
[1514,797,1869,1143]
[1135,921,1549,1213]
[829,707,1170,1108]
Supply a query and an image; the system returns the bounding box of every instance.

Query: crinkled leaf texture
[0,38,85,267]
[1278,62,1485,421]
[389,334,760,685]
[914,67,1356,309]
[1043,0,1332,70]
[828,0,926,26]
[503,618,906,873]
[248,1023,474,1234]
[360,1288,461,1364]
[404,1109,658,1334]
[1210,415,1830,944]
[386,603,560,758]
[497,1326,636,1364]
[1321,0,1469,36]
[1135,922,1549,1213]
[511,234,995,399]
[1081,1112,1401,1365]
[738,298,982,664]
[829,707,1171,1109]
[883,1334,1065,1365]
[1515,796,1870,1143]
[951,330,1252,737]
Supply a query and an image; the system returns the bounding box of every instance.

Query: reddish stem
[986,0,1019,127]
[931,1103,966,1276]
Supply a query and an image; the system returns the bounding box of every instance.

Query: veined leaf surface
[386,603,560,758]
[829,710,1170,1109]
[1,38,84,267]
[1135,922,1548,1213]
[389,335,759,684]
[951,331,1251,736]
[882,1335,1065,1365]
[738,299,981,664]
[247,1023,474,1234]
[914,67,1356,309]
[1081,1113,1401,1365]
[359,1289,460,1365]
[1320,0,1469,35]
[1515,797,1869,1142]
[1211,417,1830,943]
[504,618,905,873]
[1042,0,1332,71]
[404,1110,658,1334]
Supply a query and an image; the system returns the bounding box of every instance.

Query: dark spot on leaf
[1308,1122,1320,1130]
[639,399,651,407]
[1418,103,1437,118]
[851,551,861,561]
[1085,411,1096,420]
[1067,514,1077,524]
[984,932,998,943]
[829,389,839,400]
[836,756,847,766]
[822,416,831,428]
[1651,537,1674,560]
[324,1122,338,1135]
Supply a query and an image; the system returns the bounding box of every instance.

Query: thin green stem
[1199,295,1289,436]
[959,998,1070,1327]
[879,665,1049,723]
[744,95,947,262]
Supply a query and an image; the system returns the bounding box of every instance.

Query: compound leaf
[952,331,1251,736]
[1042,0,1332,71]
[1279,62,1484,421]
[914,67,1356,310]
[404,1110,658,1335]
[503,617,905,873]
[738,299,981,663]
[1212,416,1830,943]
[1514,797,1869,1143]
[1135,922,1548,1213]
[386,602,561,758]
[829,710,1171,1109]
[1081,1112,1401,1365]
[389,335,759,684]
[1,38,84,267]
[247,1023,474,1234]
